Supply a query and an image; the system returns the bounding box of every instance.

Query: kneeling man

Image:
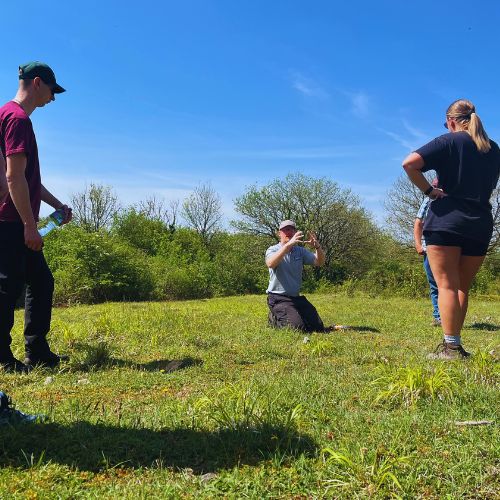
[266,220,326,332]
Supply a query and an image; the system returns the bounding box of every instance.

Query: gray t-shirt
[265,244,316,296]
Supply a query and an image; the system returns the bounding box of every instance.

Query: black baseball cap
[18,61,66,94]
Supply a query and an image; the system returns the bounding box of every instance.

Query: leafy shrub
[44,226,154,304]
[208,233,270,296]
[360,259,429,298]
[112,209,170,255]
[151,258,214,300]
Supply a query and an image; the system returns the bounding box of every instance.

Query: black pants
[0,222,54,361]
[267,293,325,333]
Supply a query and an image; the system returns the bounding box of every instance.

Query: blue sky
[1,0,499,225]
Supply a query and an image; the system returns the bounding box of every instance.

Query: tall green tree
[182,183,223,243]
[233,173,381,280]
[71,183,120,232]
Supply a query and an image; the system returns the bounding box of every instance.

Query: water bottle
[38,208,65,237]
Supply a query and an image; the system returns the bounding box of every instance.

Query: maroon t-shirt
[0,101,42,222]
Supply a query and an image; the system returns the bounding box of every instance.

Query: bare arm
[266,231,304,269]
[413,218,425,255]
[41,184,63,209]
[41,184,72,224]
[402,152,445,200]
[306,232,325,266]
[6,153,43,251]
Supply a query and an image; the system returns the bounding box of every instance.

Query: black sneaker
[0,358,31,374]
[24,352,69,369]
[427,342,471,360]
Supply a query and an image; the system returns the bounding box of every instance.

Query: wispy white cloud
[402,119,429,141]
[378,129,416,151]
[290,71,329,99]
[349,91,370,118]
[379,118,431,151]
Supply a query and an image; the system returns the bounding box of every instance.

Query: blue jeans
[423,253,440,320]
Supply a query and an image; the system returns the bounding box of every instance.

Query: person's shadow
[117,357,203,373]
[322,325,380,334]
[466,322,499,332]
[0,421,317,473]
[70,353,203,373]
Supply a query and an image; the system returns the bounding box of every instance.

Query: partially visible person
[0,61,72,373]
[414,177,441,326]
[403,99,500,359]
[265,220,331,332]
[0,154,7,200]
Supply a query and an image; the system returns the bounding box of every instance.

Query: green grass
[0,293,499,499]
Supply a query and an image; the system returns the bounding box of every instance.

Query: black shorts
[423,231,488,257]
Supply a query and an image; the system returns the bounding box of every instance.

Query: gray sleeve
[301,247,316,265]
[265,246,278,260]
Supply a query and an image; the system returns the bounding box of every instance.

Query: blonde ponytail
[468,112,491,153]
[446,99,491,153]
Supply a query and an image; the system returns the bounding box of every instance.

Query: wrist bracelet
[423,186,433,196]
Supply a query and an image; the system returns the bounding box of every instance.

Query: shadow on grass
[0,421,317,473]
[115,357,203,373]
[322,325,380,333]
[344,326,380,333]
[72,355,203,373]
[466,322,499,332]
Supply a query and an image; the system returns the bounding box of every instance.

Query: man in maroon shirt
[0,62,72,372]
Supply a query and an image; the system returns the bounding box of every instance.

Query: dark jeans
[0,222,54,361]
[267,293,325,333]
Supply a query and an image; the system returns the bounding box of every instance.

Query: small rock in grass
[44,376,54,385]
[77,378,90,385]
[303,336,310,344]
[200,472,217,483]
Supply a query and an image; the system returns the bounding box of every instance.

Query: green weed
[70,316,115,369]
[322,445,411,497]
[372,365,457,406]
[305,339,338,357]
[465,348,499,384]
[194,382,303,433]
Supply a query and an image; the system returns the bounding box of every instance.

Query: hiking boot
[24,351,69,369]
[427,342,471,360]
[431,318,442,327]
[0,358,31,374]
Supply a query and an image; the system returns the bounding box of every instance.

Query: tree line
[42,174,499,304]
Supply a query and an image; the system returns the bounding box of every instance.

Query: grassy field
[0,293,498,499]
